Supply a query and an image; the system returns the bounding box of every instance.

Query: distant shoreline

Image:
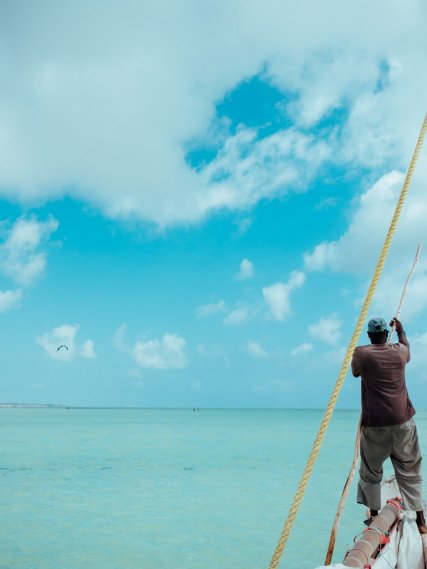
[0,403,69,408]
[0,404,364,411]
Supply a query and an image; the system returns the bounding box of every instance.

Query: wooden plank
[421,534,427,569]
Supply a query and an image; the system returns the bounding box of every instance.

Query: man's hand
[390,317,409,354]
[390,317,404,332]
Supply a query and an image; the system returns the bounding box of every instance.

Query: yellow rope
[269,112,427,569]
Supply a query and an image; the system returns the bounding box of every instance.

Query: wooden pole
[324,417,362,565]
[421,535,427,569]
[389,242,421,342]
[342,501,402,567]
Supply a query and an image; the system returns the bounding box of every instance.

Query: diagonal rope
[269,112,427,569]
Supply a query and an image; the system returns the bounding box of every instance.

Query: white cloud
[0,217,59,286]
[290,342,313,356]
[0,289,22,313]
[263,270,305,320]
[132,333,187,369]
[223,307,249,325]
[304,163,427,322]
[235,217,253,235]
[79,340,96,359]
[308,314,342,346]
[112,323,128,350]
[37,324,96,361]
[196,300,226,318]
[115,326,188,370]
[315,197,338,211]
[199,127,331,219]
[236,258,254,280]
[304,172,405,272]
[0,2,425,226]
[367,270,427,322]
[247,340,268,359]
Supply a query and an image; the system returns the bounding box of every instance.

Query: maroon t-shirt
[351,343,415,427]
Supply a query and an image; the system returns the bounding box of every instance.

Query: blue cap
[367,318,389,333]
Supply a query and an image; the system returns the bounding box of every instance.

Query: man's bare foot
[416,511,427,534]
[417,523,427,535]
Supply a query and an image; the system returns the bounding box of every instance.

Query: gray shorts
[357,418,424,511]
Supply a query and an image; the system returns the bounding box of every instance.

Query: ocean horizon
[1,404,363,410]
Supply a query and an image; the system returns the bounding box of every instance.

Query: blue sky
[1,0,427,408]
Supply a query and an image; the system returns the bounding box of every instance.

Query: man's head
[367,317,389,344]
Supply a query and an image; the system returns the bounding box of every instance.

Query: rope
[268,112,427,569]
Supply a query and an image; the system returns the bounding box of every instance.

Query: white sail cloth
[314,477,426,569]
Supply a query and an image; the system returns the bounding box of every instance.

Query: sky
[1,0,427,408]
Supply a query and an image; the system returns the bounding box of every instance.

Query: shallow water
[2,408,427,569]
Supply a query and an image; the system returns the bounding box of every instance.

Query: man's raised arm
[390,317,410,360]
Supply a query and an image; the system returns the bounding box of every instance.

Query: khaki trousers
[357,418,424,511]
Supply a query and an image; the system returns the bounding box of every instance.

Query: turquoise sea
[2,408,427,569]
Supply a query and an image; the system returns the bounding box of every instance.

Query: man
[351,316,427,533]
